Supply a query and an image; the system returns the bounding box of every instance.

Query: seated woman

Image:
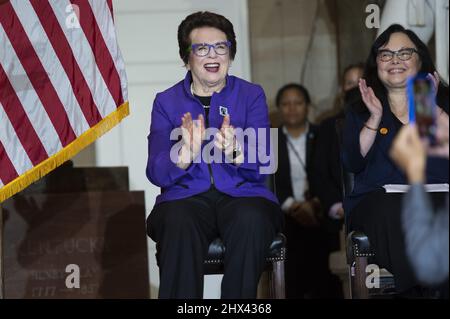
[145,11,282,299]
[342,24,449,295]
[275,84,341,298]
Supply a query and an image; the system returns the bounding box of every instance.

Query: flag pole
[0,204,3,299]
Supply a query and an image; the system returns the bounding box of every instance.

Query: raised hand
[178,112,205,168]
[427,71,440,94]
[214,115,244,164]
[427,110,449,158]
[359,78,383,120]
[215,115,233,151]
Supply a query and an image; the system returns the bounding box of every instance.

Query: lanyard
[286,136,307,172]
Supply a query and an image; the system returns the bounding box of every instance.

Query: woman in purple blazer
[145,11,282,299]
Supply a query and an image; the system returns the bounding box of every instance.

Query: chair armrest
[346,231,374,264]
[206,238,225,263]
[205,232,287,264]
[267,233,286,261]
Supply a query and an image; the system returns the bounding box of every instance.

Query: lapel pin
[380,127,388,135]
[219,106,228,116]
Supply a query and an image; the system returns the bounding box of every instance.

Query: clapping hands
[177,113,244,169]
[214,115,244,164]
[177,112,205,169]
[359,78,383,120]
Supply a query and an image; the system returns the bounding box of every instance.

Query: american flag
[0,0,128,202]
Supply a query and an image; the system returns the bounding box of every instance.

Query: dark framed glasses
[377,48,418,62]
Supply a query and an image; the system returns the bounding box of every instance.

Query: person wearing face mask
[316,63,365,124]
[342,24,449,295]
[145,11,282,299]
[313,64,364,228]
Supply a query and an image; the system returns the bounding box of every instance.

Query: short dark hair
[177,11,237,65]
[275,83,311,108]
[360,24,448,112]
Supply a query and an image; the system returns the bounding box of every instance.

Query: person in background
[390,114,449,295]
[313,64,364,236]
[315,63,365,124]
[274,83,341,298]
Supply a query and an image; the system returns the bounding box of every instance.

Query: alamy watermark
[365,264,380,289]
[65,264,80,289]
[169,124,278,174]
[365,4,381,29]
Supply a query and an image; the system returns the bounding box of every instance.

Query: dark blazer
[342,100,449,214]
[313,112,344,214]
[312,88,361,227]
[275,124,319,205]
[275,124,343,298]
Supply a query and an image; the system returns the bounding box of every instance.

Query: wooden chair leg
[348,263,354,299]
[266,270,273,298]
[271,260,285,299]
[353,256,369,299]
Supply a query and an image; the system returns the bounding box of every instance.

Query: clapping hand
[427,71,440,94]
[424,71,448,158]
[214,115,244,164]
[177,112,205,169]
[359,78,383,121]
[427,110,449,158]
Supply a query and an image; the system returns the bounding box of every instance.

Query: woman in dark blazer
[275,83,341,298]
[343,24,449,294]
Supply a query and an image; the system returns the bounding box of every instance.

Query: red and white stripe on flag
[0,0,129,202]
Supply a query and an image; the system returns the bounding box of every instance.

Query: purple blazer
[146,72,279,206]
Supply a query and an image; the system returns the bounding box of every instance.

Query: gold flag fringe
[0,101,129,203]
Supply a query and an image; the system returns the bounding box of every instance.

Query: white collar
[283,124,309,140]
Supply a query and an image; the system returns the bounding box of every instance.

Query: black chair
[203,174,287,299]
[203,233,286,298]
[335,118,396,299]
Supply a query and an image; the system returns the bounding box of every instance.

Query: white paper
[383,184,449,193]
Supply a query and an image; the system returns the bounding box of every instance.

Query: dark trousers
[146,187,283,299]
[284,215,342,299]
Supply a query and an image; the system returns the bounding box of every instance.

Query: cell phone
[407,73,437,145]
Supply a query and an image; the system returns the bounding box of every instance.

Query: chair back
[335,118,354,234]
[265,174,277,194]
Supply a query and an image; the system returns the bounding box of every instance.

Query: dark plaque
[2,182,149,298]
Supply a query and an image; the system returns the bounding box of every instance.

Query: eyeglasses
[377,48,418,62]
[190,41,231,57]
